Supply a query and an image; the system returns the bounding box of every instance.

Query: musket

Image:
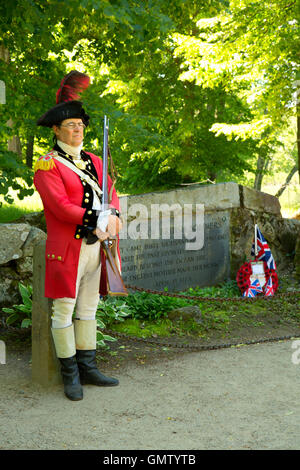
[101,115,127,296]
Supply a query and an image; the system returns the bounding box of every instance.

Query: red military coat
[34,149,120,299]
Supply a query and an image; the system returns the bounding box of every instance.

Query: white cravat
[57,140,83,160]
[57,140,110,231]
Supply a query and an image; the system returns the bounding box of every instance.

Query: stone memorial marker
[119,211,230,291]
[118,184,233,291]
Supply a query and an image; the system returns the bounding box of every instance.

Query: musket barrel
[102,115,109,209]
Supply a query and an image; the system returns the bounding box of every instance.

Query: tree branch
[275,163,298,198]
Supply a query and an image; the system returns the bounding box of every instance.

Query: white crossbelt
[54,154,103,199]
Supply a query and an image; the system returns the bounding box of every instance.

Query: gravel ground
[1,337,300,450]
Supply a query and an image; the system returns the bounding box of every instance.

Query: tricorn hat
[37,70,90,127]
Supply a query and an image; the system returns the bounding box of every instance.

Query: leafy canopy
[0,0,298,200]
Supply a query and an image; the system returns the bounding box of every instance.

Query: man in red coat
[34,72,122,401]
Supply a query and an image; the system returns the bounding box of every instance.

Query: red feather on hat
[56,70,90,104]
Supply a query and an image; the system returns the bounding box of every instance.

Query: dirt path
[1,336,300,450]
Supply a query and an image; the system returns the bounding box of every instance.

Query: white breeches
[51,239,101,329]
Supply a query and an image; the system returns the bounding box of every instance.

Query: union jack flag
[251,226,276,271]
[264,275,274,297]
[243,279,263,298]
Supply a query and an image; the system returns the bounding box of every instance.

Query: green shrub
[121,291,193,321]
[182,280,241,299]
[2,283,32,328]
[95,297,131,348]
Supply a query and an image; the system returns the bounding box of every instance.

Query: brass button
[85,193,89,197]
[87,210,92,214]
[47,254,50,258]
[52,254,55,258]
[84,218,88,222]
[84,198,89,203]
[82,182,86,186]
[76,234,80,239]
[57,256,62,261]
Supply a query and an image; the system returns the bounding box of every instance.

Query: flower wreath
[236,260,278,296]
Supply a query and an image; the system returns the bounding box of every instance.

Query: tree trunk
[275,163,298,198]
[7,119,22,159]
[0,44,9,62]
[1,46,23,159]
[26,135,34,168]
[297,102,300,182]
[253,154,268,191]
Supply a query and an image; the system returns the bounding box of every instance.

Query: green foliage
[183,280,241,299]
[123,291,193,321]
[95,297,131,348]
[0,0,177,197]
[95,280,243,328]
[173,0,299,184]
[96,291,189,324]
[2,283,32,328]
[0,150,34,204]
[96,297,131,326]
[94,281,243,327]
[0,0,298,197]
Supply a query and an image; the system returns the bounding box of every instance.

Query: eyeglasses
[60,122,86,129]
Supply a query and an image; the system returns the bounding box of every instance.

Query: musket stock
[101,239,127,296]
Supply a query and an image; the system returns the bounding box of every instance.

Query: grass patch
[0,205,40,223]
[0,190,43,223]
[110,318,174,338]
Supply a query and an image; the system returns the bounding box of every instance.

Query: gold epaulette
[34,151,57,172]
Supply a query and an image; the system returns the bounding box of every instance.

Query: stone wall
[0,217,46,308]
[229,207,299,277]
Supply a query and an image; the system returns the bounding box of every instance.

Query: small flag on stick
[264,275,275,297]
[251,225,276,270]
[242,279,263,298]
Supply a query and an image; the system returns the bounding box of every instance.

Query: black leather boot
[76,350,119,386]
[51,325,83,401]
[59,356,83,400]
